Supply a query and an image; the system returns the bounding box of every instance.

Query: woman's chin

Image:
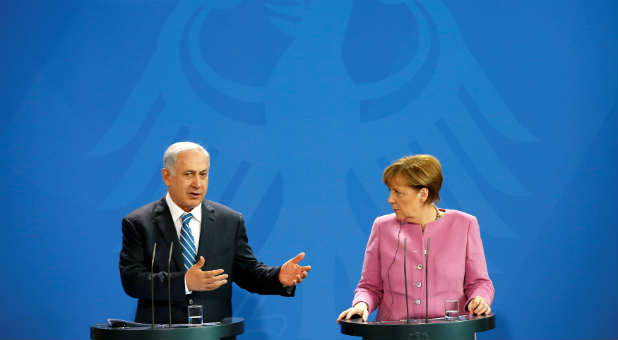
[394,212,419,224]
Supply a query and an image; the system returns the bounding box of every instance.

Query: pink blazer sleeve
[464,216,495,307]
[352,219,383,313]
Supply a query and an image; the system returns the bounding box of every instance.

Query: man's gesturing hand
[278,252,311,286]
[186,256,228,291]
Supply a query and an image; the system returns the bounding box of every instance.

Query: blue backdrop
[1,1,616,339]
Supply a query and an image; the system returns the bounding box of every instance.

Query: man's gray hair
[163,142,209,176]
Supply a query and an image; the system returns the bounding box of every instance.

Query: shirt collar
[165,192,202,223]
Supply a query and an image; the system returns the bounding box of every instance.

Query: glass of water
[187,305,203,326]
[444,300,459,320]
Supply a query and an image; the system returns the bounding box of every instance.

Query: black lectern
[90,317,244,340]
[340,314,494,340]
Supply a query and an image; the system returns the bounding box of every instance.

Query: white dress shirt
[165,192,202,294]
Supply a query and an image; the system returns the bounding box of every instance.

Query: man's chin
[181,198,204,211]
[187,194,204,202]
[190,197,204,206]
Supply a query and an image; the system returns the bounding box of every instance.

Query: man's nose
[191,175,200,187]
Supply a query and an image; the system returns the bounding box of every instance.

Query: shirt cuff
[184,273,192,295]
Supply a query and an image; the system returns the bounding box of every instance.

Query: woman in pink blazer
[337,155,494,322]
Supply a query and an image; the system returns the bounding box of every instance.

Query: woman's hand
[336,302,369,323]
[467,296,491,316]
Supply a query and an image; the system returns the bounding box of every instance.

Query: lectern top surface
[94,316,243,330]
[91,317,245,340]
[348,313,494,325]
[340,314,495,340]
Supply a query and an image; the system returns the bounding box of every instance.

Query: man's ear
[162,168,171,186]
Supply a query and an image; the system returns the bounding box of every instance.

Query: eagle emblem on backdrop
[92,1,534,338]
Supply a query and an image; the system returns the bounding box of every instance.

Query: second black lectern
[340,314,495,340]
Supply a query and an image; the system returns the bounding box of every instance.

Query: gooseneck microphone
[425,237,431,323]
[167,242,174,328]
[403,238,409,324]
[150,242,157,328]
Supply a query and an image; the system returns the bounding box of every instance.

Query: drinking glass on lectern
[444,300,459,320]
[187,305,203,326]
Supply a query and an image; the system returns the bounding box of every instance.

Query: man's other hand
[186,256,228,291]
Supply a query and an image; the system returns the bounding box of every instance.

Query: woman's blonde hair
[383,154,443,205]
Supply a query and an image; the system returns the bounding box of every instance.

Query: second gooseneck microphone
[403,238,409,324]
[150,242,157,328]
[404,236,431,323]
[425,237,431,323]
[167,242,174,328]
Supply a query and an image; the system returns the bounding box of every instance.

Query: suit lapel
[152,198,184,271]
[196,201,216,261]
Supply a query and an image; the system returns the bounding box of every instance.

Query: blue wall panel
[0,1,616,339]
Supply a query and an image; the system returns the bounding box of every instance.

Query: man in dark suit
[119,142,311,324]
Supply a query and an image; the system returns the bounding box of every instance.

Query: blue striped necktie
[180,213,197,270]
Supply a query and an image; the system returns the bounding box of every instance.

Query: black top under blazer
[119,197,293,324]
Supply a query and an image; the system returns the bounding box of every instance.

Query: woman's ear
[417,187,429,203]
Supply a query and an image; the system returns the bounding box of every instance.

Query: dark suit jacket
[119,197,293,324]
